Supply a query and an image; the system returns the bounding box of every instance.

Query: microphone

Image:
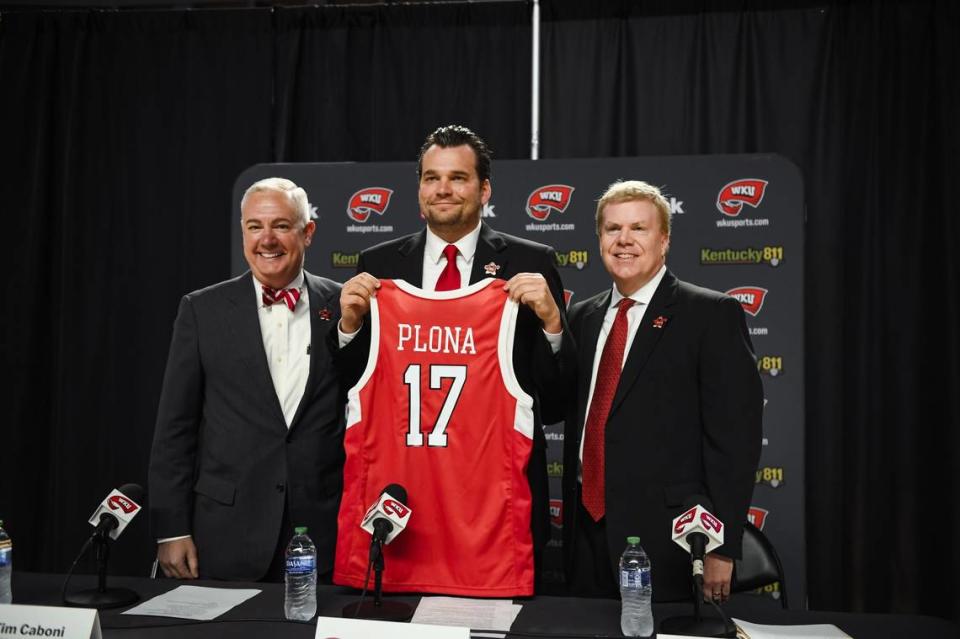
[671,499,724,582]
[361,484,411,549]
[343,484,415,621]
[86,483,145,541]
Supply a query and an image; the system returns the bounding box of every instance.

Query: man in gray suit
[149,178,344,581]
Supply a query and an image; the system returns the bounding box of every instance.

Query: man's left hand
[702,553,734,603]
[503,273,562,333]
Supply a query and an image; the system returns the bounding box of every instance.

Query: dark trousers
[568,496,619,598]
[262,502,332,584]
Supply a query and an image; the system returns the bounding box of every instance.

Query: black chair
[731,521,789,608]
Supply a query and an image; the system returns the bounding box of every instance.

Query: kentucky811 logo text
[755,467,785,488]
[756,355,784,377]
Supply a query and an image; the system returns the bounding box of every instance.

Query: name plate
[315,615,468,639]
[0,605,101,639]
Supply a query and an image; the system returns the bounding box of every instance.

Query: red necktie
[581,298,635,521]
[261,285,301,312]
[434,244,461,291]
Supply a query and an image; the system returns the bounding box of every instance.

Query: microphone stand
[342,539,413,621]
[63,527,140,610]
[659,570,737,637]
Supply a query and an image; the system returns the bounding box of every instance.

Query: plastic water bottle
[284,526,317,621]
[0,520,12,604]
[619,536,653,637]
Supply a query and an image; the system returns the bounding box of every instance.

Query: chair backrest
[732,521,789,608]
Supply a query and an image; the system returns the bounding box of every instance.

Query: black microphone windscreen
[117,483,145,504]
[382,483,408,505]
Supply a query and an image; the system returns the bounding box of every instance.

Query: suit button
[275,483,285,493]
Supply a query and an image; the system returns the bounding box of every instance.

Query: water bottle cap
[627,536,640,545]
[294,526,308,535]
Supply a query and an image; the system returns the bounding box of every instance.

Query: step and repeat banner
[232,154,805,604]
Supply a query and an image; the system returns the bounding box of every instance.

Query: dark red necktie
[434,244,461,291]
[261,285,301,311]
[581,298,635,521]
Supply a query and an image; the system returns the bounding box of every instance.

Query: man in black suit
[149,178,344,581]
[333,125,568,577]
[562,180,762,603]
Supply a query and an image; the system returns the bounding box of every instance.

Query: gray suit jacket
[149,271,344,580]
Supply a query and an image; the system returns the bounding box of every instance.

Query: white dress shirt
[579,264,667,465]
[254,271,311,428]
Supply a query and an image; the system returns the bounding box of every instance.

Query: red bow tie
[261,285,301,311]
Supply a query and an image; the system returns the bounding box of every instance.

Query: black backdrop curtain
[1,0,957,623]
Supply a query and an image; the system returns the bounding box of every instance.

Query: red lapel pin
[652,315,668,329]
[318,308,332,321]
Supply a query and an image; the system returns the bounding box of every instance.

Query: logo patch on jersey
[347,187,394,223]
[526,185,575,221]
[717,179,768,217]
[726,286,768,316]
[747,506,769,530]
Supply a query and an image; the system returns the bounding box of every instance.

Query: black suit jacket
[561,270,763,601]
[149,271,345,580]
[331,223,570,559]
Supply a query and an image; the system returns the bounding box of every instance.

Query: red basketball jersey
[334,278,535,596]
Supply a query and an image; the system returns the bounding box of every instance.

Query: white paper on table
[315,616,469,639]
[732,618,852,639]
[411,596,522,633]
[121,585,261,621]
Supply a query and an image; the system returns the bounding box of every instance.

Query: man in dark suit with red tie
[332,125,569,584]
[562,180,763,603]
[149,178,344,581]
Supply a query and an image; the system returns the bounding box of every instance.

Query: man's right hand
[339,272,380,333]
[157,537,199,579]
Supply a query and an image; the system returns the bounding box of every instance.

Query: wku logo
[726,286,768,317]
[716,179,768,217]
[549,499,563,528]
[383,498,409,519]
[673,507,696,534]
[347,187,394,223]
[526,184,575,221]
[107,495,138,514]
[700,511,723,533]
[747,507,769,530]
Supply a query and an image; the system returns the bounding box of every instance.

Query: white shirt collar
[610,264,667,309]
[424,221,482,265]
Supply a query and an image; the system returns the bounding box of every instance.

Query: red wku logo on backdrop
[726,286,769,317]
[526,185,575,221]
[549,499,563,528]
[108,495,138,514]
[747,507,769,530]
[347,187,394,223]
[383,499,409,518]
[716,179,768,217]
